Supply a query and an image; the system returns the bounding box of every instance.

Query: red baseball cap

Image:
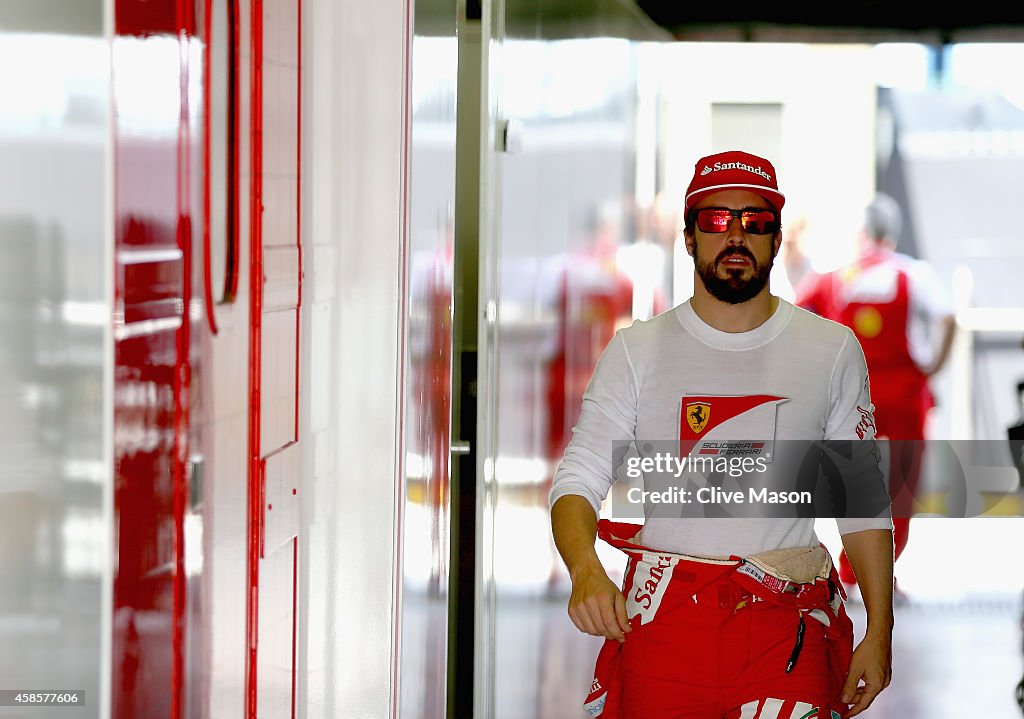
[684,150,785,212]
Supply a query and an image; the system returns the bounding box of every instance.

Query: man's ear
[684,231,696,258]
[772,233,782,258]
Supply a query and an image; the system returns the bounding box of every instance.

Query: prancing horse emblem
[686,402,711,434]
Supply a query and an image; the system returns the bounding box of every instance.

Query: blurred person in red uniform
[796,193,956,596]
[546,200,670,466]
[546,202,636,464]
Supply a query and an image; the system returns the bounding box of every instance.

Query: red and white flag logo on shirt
[679,394,788,458]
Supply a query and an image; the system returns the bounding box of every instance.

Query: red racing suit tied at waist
[584,520,853,719]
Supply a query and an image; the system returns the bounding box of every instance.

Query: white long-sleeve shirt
[550,298,892,557]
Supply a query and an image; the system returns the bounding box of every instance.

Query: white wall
[301,0,410,716]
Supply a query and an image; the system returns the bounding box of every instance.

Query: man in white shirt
[550,150,894,719]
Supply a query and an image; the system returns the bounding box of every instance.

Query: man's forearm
[840,528,895,635]
[927,314,956,376]
[551,495,604,579]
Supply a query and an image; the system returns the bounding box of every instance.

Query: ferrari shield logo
[686,402,711,434]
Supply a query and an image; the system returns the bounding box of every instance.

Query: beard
[695,246,774,304]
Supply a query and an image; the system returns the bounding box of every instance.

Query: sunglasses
[694,207,779,235]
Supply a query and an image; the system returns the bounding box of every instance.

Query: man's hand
[551,495,633,642]
[840,632,892,717]
[567,565,632,642]
[838,528,894,716]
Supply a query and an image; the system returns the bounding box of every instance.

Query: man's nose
[725,215,748,244]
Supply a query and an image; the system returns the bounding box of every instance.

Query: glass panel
[0,27,110,719]
[400,6,459,716]
[487,8,670,715]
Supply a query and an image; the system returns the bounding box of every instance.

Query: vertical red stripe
[246,0,265,716]
[173,1,194,716]
[228,0,242,302]
[201,0,219,335]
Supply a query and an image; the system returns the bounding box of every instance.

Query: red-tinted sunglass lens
[696,209,733,233]
[741,211,777,234]
[696,208,777,234]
